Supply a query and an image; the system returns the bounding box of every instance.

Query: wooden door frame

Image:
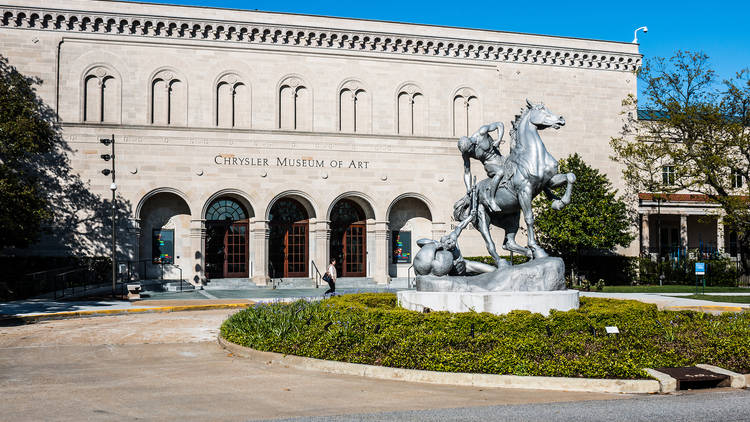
[223,222,249,278]
[342,222,366,277]
[283,221,308,277]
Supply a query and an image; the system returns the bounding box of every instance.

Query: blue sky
[133,0,749,96]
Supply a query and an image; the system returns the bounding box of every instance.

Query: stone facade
[0,0,642,285]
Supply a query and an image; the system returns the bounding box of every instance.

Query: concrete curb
[644,368,677,393]
[217,336,660,394]
[696,364,747,389]
[4,303,252,324]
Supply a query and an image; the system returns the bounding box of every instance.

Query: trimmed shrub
[221,293,750,379]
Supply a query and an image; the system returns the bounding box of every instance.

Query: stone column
[680,214,688,250]
[130,218,143,281]
[250,219,270,286]
[640,213,650,255]
[717,217,725,254]
[372,221,390,285]
[189,218,205,286]
[312,219,330,281]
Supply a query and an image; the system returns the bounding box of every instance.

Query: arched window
[396,83,426,135]
[82,66,120,123]
[339,80,370,133]
[206,198,247,221]
[216,73,249,128]
[452,88,480,137]
[150,69,186,126]
[278,76,312,130]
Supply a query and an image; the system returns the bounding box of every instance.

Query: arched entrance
[330,199,367,277]
[137,191,191,280]
[205,198,250,278]
[269,198,309,278]
[387,196,433,278]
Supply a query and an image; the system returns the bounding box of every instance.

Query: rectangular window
[729,231,738,257]
[392,230,412,264]
[152,229,174,264]
[662,165,675,186]
[732,170,744,189]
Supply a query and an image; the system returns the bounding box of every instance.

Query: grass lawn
[221,293,750,379]
[597,285,749,293]
[685,294,750,304]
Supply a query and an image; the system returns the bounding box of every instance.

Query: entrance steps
[203,278,257,290]
[273,278,317,289]
[272,277,378,289]
[139,279,195,293]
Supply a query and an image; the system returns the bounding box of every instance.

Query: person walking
[323,258,337,296]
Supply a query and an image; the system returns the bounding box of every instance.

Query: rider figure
[457,122,505,212]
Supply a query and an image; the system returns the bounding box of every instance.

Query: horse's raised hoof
[552,200,565,210]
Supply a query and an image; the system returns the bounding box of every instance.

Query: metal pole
[111,134,116,298]
[657,197,662,286]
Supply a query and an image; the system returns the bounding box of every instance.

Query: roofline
[98,0,638,47]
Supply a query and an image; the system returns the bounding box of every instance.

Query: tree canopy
[610,51,750,273]
[0,55,58,249]
[533,153,634,264]
[0,54,133,256]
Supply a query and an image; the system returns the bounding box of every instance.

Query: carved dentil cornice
[0,5,641,72]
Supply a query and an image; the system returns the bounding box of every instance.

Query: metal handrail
[311,260,322,289]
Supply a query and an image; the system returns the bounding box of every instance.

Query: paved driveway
[0,309,625,421]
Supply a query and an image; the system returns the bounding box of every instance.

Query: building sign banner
[392,231,411,264]
[152,229,174,264]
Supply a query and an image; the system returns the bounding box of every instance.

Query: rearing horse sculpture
[453,100,576,266]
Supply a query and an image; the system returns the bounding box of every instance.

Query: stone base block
[397,290,579,316]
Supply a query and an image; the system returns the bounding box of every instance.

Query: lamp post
[100,135,116,298]
[632,26,648,43]
[656,195,663,286]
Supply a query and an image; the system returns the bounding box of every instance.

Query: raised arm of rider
[462,154,472,193]
[488,122,504,148]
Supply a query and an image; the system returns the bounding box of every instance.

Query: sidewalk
[579,292,750,314]
[3,289,747,320]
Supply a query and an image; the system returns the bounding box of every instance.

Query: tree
[0,54,134,259]
[533,153,634,271]
[0,55,58,249]
[610,51,750,274]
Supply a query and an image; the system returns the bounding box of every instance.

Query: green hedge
[221,293,750,379]
[637,257,739,287]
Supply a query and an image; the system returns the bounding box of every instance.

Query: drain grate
[656,366,730,390]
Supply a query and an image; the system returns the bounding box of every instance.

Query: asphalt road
[1,309,747,421]
[270,389,750,421]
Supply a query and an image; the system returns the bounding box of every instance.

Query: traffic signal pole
[100,134,116,298]
[110,134,116,298]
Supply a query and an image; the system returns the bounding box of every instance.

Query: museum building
[1,0,654,286]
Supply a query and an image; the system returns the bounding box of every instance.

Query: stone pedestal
[397,290,579,316]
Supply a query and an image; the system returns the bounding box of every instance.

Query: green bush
[637,256,739,287]
[221,293,750,379]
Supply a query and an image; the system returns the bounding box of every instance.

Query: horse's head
[525,99,565,130]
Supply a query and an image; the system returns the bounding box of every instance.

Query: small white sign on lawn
[605,326,620,334]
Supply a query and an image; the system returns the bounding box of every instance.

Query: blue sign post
[695,262,706,294]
